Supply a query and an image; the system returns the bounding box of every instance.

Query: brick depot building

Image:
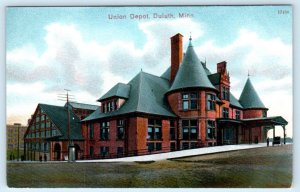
[81,34,288,159]
[23,33,288,161]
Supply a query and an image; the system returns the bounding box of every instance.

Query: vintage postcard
[6,6,292,188]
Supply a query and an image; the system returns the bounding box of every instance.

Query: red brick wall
[243,109,264,119]
[127,117,138,153]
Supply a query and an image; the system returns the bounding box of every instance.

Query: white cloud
[6,20,293,138]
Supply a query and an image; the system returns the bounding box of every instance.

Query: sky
[6,6,292,137]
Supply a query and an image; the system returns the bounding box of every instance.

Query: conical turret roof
[239,78,266,109]
[168,41,217,93]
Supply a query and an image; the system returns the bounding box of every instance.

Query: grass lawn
[7,144,292,188]
[7,149,24,161]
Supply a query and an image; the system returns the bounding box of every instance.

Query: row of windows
[34,114,49,123]
[89,146,124,158]
[25,129,60,139]
[89,120,124,140]
[26,142,49,151]
[88,119,218,141]
[222,108,241,119]
[29,121,52,130]
[182,93,216,111]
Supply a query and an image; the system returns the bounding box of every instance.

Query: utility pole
[14,123,21,161]
[58,89,75,162]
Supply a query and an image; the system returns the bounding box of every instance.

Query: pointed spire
[188,32,193,47]
[239,78,266,109]
[168,38,217,93]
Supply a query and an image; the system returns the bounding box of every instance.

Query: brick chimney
[170,33,183,83]
[217,61,227,73]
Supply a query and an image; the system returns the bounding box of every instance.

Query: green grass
[7,145,292,188]
[7,149,24,161]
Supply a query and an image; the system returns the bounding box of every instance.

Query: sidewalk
[78,143,270,163]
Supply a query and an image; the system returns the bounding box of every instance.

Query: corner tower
[166,36,219,148]
[239,77,268,118]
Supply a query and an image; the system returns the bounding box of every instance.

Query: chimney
[217,61,227,73]
[170,33,183,83]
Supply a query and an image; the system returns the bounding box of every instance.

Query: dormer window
[102,99,118,113]
[182,92,198,111]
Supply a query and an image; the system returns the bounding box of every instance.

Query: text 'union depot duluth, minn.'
[108,13,194,20]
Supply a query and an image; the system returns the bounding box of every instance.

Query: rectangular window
[147,119,162,140]
[236,110,241,120]
[117,147,124,157]
[170,120,176,140]
[117,120,124,140]
[182,120,198,140]
[182,142,189,150]
[147,143,155,152]
[206,94,216,110]
[46,121,51,128]
[156,143,162,151]
[263,110,267,117]
[100,146,109,158]
[89,123,94,139]
[222,86,230,101]
[222,108,229,118]
[100,122,110,140]
[207,120,216,139]
[170,142,176,151]
[182,92,198,110]
[90,146,94,158]
[147,142,162,152]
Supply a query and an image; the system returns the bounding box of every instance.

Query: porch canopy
[216,116,288,145]
[242,116,288,144]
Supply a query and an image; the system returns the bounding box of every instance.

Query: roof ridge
[141,71,170,83]
[69,101,98,106]
[39,103,63,108]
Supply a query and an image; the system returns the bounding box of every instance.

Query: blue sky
[6,6,292,137]
[7,6,292,51]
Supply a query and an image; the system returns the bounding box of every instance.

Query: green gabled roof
[230,93,243,109]
[98,83,130,101]
[239,78,266,109]
[83,71,176,121]
[168,41,217,93]
[65,102,98,111]
[39,104,83,140]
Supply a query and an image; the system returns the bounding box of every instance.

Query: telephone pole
[58,89,75,162]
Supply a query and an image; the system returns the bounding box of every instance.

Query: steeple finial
[189,32,192,42]
[248,70,250,77]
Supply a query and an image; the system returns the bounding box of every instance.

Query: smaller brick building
[24,102,97,161]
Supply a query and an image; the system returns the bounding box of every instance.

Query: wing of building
[24,102,98,161]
